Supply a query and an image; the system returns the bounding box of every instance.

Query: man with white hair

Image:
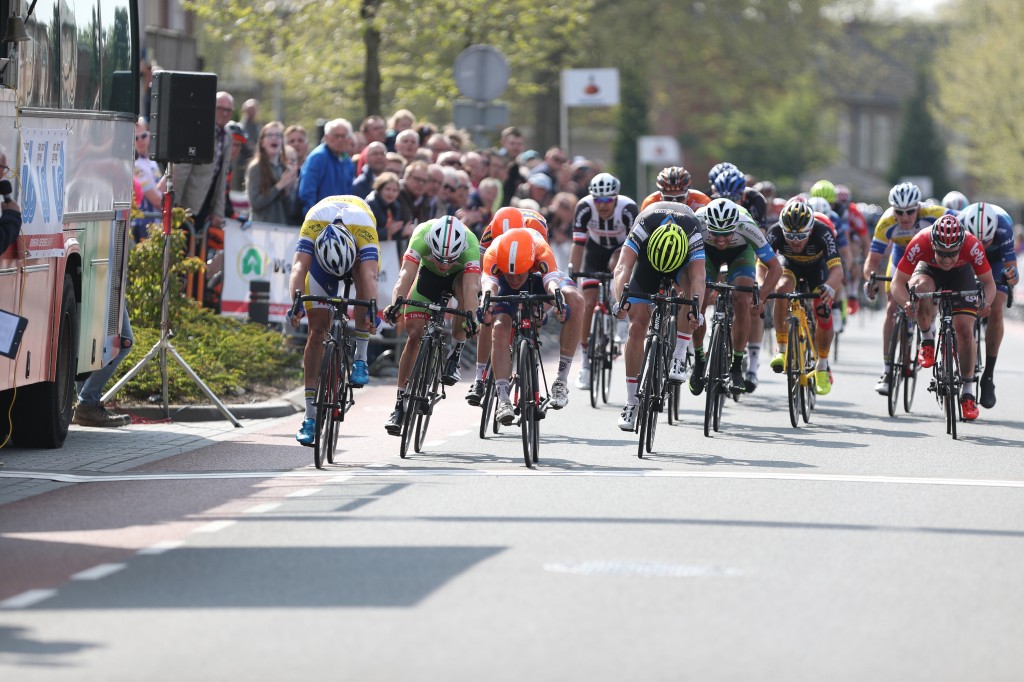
[298,118,356,215]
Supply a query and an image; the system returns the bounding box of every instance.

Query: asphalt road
[2,307,1023,681]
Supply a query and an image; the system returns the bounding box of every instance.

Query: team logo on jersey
[537,260,549,275]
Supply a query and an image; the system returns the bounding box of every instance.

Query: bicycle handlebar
[908,283,986,305]
[291,290,377,322]
[395,295,475,319]
[766,291,820,301]
[571,271,614,282]
[706,281,759,297]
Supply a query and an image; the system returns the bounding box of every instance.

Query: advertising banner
[19,128,68,257]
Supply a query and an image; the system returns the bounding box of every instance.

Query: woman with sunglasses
[132,118,164,242]
[766,200,845,397]
[568,172,639,391]
[862,182,951,396]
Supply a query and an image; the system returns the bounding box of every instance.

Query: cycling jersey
[897,230,991,277]
[572,195,639,249]
[767,220,842,271]
[403,220,482,277]
[695,203,777,280]
[640,189,711,212]
[814,209,848,248]
[870,204,949,257]
[957,203,1017,267]
[483,229,562,289]
[738,187,769,231]
[624,202,705,295]
[298,195,380,264]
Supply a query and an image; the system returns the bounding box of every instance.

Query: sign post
[560,68,620,154]
[453,45,510,148]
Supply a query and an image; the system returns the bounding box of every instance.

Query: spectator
[544,191,577,272]
[352,141,387,200]
[365,171,410,242]
[459,176,501,235]
[284,125,310,167]
[463,151,486,188]
[416,122,437,146]
[385,109,416,151]
[172,90,234,236]
[223,121,248,221]
[356,115,387,174]
[444,127,470,152]
[398,160,432,228]
[297,118,355,215]
[0,145,21,255]
[233,98,260,190]
[394,129,420,166]
[450,170,472,215]
[570,159,598,199]
[518,149,542,172]
[530,146,568,192]
[426,133,451,161]
[423,164,447,220]
[516,173,553,210]
[72,303,135,427]
[499,127,526,208]
[499,126,525,159]
[132,118,163,242]
[384,152,406,176]
[246,121,298,224]
[437,150,462,170]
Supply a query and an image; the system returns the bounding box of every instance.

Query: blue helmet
[708,162,737,187]
[712,167,746,201]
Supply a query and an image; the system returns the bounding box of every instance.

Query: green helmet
[648,220,689,272]
[809,180,837,205]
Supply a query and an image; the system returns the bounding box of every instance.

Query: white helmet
[807,196,831,215]
[702,198,741,235]
[426,215,468,262]
[315,223,357,277]
[888,182,921,210]
[588,172,620,198]
[958,202,998,244]
[941,191,969,212]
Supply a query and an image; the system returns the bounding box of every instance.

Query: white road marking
[544,561,742,578]
[286,488,322,498]
[137,540,185,555]
[194,520,236,534]
[243,502,282,514]
[71,563,126,580]
[422,440,446,448]
[0,589,58,609]
[5,468,1024,490]
[447,430,471,437]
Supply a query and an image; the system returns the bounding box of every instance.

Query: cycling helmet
[647,219,689,273]
[703,198,741,236]
[753,180,777,199]
[519,207,549,242]
[315,223,357,277]
[807,196,831,216]
[959,202,998,244]
[656,166,692,197]
[809,180,837,205]
[888,182,921,210]
[942,190,969,212]
[708,162,738,186]
[426,215,468,262]
[712,167,746,200]
[835,184,852,205]
[496,229,537,275]
[931,214,965,252]
[779,199,815,237]
[490,206,526,237]
[589,172,620,198]
[225,121,248,144]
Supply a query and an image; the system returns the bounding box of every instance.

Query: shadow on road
[0,625,98,661]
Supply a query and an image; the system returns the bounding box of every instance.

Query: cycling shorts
[912,263,980,316]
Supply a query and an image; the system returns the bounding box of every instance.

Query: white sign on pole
[561,69,621,107]
[637,136,682,165]
[900,175,933,200]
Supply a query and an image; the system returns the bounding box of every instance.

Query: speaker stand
[104,164,242,427]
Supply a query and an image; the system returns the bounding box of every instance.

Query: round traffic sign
[454,45,509,102]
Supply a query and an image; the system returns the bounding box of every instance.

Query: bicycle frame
[574,271,617,407]
[767,290,820,428]
[702,281,758,437]
[870,273,920,416]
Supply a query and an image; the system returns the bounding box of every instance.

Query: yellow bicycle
[768,290,821,427]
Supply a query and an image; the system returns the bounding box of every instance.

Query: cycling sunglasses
[893,208,917,216]
[593,196,616,205]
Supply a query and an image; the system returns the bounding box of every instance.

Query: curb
[118,388,305,423]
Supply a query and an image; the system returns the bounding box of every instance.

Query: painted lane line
[287,488,322,498]
[447,430,471,437]
[137,540,185,555]
[0,589,58,609]
[544,561,742,578]
[422,440,446,448]
[71,563,126,581]
[243,502,282,514]
[194,520,237,534]
[330,474,353,483]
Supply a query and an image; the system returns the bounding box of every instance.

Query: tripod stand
[104,164,241,426]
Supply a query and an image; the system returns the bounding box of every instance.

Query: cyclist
[382,216,481,434]
[465,206,552,405]
[862,182,950,395]
[289,196,379,445]
[690,198,783,395]
[958,202,1019,408]
[710,166,769,230]
[640,166,711,211]
[708,162,738,191]
[767,200,844,395]
[834,184,870,312]
[611,203,706,430]
[889,214,997,421]
[942,191,970,212]
[479,228,584,424]
[569,172,639,391]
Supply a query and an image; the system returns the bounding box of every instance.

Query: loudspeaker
[149,71,218,164]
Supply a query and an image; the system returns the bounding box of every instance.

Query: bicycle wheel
[326,343,345,464]
[414,342,443,453]
[904,325,920,413]
[530,346,541,464]
[786,318,802,428]
[942,328,958,440]
[400,338,431,459]
[478,371,495,439]
[518,339,536,468]
[886,313,904,418]
[636,336,659,458]
[313,340,338,469]
[601,314,614,404]
[801,332,814,423]
[704,324,724,438]
[587,314,602,408]
[337,340,353,424]
[645,350,662,454]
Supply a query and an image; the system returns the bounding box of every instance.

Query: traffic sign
[454,45,509,102]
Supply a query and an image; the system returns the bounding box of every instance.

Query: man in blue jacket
[298,118,356,215]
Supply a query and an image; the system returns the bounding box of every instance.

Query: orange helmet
[496,229,537,275]
[488,206,526,240]
[519,207,549,242]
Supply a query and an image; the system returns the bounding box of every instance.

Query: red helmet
[930,214,965,252]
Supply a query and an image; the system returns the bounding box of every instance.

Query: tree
[613,62,648,198]
[933,0,1024,198]
[889,68,949,196]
